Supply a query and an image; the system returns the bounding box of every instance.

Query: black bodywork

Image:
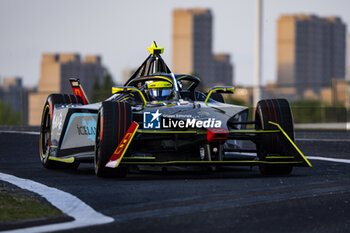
[41,42,311,174]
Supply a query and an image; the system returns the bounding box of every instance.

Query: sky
[0,0,349,87]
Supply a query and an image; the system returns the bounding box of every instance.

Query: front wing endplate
[105,121,139,168]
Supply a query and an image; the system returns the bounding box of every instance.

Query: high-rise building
[0,76,29,124]
[0,77,23,113]
[213,54,234,85]
[347,34,350,80]
[277,14,346,97]
[29,53,105,125]
[173,9,213,86]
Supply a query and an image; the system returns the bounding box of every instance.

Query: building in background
[213,54,234,85]
[82,55,105,97]
[0,77,24,113]
[233,86,253,105]
[173,9,214,87]
[331,79,350,107]
[172,8,234,87]
[277,14,346,98]
[347,34,350,80]
[29,53,105,125]
[263,82,297,100]
[0,76,30,124]
[122,68,136,85]
[320,79,350,108]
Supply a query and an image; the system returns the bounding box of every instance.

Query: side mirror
[205,86,235,103]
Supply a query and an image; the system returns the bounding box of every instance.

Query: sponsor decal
[76,126,95,136]
[76,118,97,141]
[163,118,221,128]
[74,88,81,96]
[52,112,63,130]
[143,110,222,129]
[61,113,97,149]
[143,110,161,129]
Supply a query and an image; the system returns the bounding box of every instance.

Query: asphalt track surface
[0,130,350,233]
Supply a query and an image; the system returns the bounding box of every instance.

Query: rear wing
[69,78,89,105]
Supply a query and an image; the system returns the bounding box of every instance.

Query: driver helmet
[145,81,173,101]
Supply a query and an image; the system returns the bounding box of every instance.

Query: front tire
[255,99,294,175]
[40,102,53,168]
[94,101,132,178]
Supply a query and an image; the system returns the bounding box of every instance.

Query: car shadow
[56,164,308,180]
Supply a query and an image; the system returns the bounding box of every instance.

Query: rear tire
[94,101,132,178]
[40,94,84,169]
[255,99,294,175]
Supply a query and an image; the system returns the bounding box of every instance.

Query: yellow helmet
[145,81,173,101]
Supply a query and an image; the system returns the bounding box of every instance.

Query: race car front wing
[105,121,312,168]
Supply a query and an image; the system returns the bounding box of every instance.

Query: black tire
[40,94,84,169]
[94,101,132,178]
[255,99,294,175]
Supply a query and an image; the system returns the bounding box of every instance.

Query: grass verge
[0,190,61,223]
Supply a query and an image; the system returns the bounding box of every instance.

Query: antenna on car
[147,41,164,55]
[124,41,171,86]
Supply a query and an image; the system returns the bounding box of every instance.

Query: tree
[291,99,323,123]
[90,76,101,103]
[0,101,21,125]
[226,97,249,107]
[102,72,114,92]
[90,70,115,103]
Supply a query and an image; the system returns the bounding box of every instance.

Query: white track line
[306,156,350,164]
[297,138,350,142]
[0,172,114,233]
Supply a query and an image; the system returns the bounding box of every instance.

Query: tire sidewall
[40,102,51,166]
[255,99,294,175]
[94,101,132,178]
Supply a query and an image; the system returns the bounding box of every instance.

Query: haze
[0,0,349,87]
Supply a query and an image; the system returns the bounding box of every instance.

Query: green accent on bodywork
[176,75,188,80]
[121,160,304,165]
[136,129,280,135]
[120,97,130,102]
[265,156,295,159]
[205,86,235,103]
[48,156,75,163]
[123,157,156,160]
[112,87,147,106]
[268,121,312,167]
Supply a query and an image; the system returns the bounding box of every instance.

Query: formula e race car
[39,42,312,177]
